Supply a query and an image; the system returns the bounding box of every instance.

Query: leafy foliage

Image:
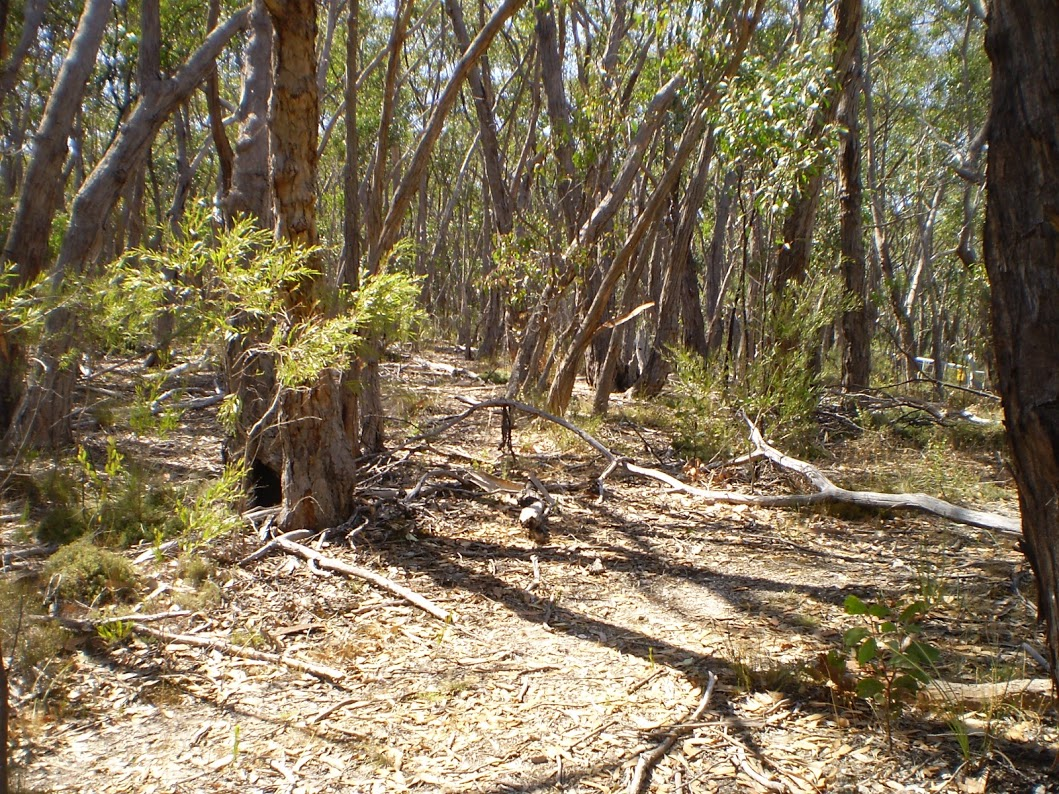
[94,211,422,390]
[34,440,181,547]
[670,271,854,459]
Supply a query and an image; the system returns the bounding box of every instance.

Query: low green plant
[177,554,215,587]
[669,273,854,461]
[0,582,69,676]
[96,619,135,645]
[33,440,182,547]
[480,368,509,385]
[43,541,139,605]
[841,594,941,748]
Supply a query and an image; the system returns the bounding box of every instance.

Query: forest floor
[3,344,1057,793]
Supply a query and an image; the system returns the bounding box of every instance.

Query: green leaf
[844,595,868,615]
[855,677,885,700]
[898,600,929,624]
[891,674,923,694]
[856,637,879,665]
[904,640,941,667]
[867,602,892,619]
[843,626,870,648]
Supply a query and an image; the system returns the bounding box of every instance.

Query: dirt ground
[4,347,1057,793]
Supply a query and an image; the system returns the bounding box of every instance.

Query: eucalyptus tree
[222,0,273,227]
[3,1,251,448]
[0,0,113,429]
[984,0,1059,689]
[261,0,362,531]
[835,0,868,390]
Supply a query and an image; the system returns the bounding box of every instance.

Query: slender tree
[263,0,360,531]
[836,0,870,390]
[4,3,250,448]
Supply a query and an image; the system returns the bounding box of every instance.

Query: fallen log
[920,677,1053,706]
[414,398,1021,536]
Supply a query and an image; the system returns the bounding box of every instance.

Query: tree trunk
[774,0,863,294]
[704,169,738,354]
[339,0,360,288]
[544,1,764,414]
[637,131,714,396]
[206,0,236,203]
[444,0,513,359]
[225,0,273,228]
[535,0,581,240]
[0,0,45,104]
[1,0,112,289]
[836,0,870,391]
[265,0,359,531]
[0,639,7,794]
[984,0,1059,690]
[359,0,525,449]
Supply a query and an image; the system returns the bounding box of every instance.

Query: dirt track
[8,352,1056,793]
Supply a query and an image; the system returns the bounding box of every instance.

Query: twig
[731,745,786,792]
[273,538,454,623]
[415,397,618,462]
[627,671,716,794]
[308,697,373,724]
[138,625,346,683]
[1022,642,1051,673]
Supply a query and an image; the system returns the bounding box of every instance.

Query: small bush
[177,554,215,587]
[43,541,138,604]
[29,443,182,547]
[0,581,71,676]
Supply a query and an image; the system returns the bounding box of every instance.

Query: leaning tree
[984,0,1059,688]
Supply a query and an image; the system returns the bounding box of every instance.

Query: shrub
[43,541,138,605]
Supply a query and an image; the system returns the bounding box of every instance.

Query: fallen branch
[921,677,1054,706]
[410,357,483,381]
[627,671,716,794]
[273,538,454,623]
[138,625,346,683]
[739,413,1020,535]
[150,390,226,415]
[412,398,1020,536]
[41,609,194,634]
[237,528,315,567]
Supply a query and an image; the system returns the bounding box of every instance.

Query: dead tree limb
[413,398,1020,535]
[273,538,454,623]
[137,625,346,683]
